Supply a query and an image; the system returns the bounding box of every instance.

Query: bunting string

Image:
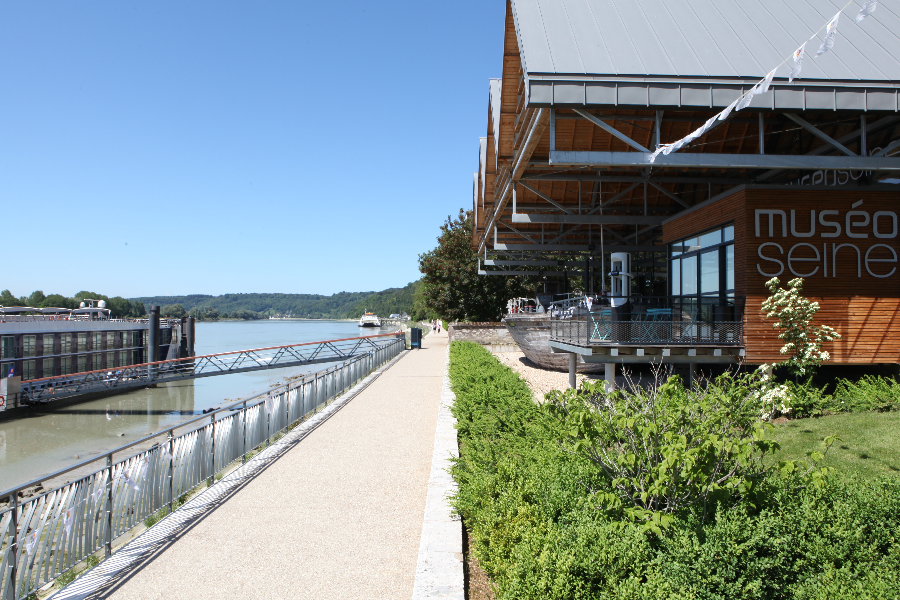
[649,0,878,163]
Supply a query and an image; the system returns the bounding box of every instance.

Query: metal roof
[512,0,900,81]
[489,79,502,160]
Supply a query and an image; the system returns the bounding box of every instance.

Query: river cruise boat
[0,301,185,410]
[358,312,382,328]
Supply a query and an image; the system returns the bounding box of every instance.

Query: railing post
[9,492,18,600]
[105,454,113,558]
[241,401,247,464]
[167,431,174,511]
[208,414,215,487]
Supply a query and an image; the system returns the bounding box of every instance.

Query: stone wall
[447,322,519,352]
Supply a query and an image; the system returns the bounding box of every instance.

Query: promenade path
[63,329,450,600]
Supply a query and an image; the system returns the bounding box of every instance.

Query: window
[669,224,736,322]
[23,360,36,381]
[61,334,72,354]
[107,352,115,369]
[1,336,15,359]
[23,336,37,358]
[43,334,55,356]
[43,358,55,378]
[119,350,128,367]
[93,333,102,351]
[61,357,72,375]
[107,332,116,350]
[77,333,87,353]
[78,355,87,373]
[1,363,12,378]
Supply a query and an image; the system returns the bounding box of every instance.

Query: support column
[605,362,616,393]
[148,306,160,379]
[568,353,577,389]
[186,316,195,357]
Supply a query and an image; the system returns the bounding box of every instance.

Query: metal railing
[551,314,744,346]
[18,333,400,405]
[0,335,405,600]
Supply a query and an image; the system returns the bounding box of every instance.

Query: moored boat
[358,312,382,328]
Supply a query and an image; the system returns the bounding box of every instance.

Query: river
[0,319,384,492]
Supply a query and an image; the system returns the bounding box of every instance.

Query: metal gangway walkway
[18,333,404,406]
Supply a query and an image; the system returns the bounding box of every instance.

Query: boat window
[61,334,72,354]
[1,363,12,378]
[43,358,54,378]
[23,360,35,381]
[119,350,128,367]
[107,352,114,369]
[78,355,87,373]
[93,333,102,351]
[43,334,55,356]
[77,333,87,353]
[24,335,37,358]
[61,357,72,375]
[1,336,14,360]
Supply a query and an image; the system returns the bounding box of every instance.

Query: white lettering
[788,243,820,277]
[790,210,815,237]
[818,210,842,237]
[833,243,862,277]
[836,171,849,185]
[812,170,824,185]
[757,243,784,277]
[755,210,787,238]
[865,245,898,278]
[873,212,898,239]
[846,211,870,238]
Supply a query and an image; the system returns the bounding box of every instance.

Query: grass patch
[773,411,900,480]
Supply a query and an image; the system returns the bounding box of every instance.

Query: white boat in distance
[358,312,382,328]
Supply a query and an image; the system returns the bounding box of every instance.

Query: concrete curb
[411,346,464,600]
[49,349,410,600]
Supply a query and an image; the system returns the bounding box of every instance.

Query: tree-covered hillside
[133,281,423,320]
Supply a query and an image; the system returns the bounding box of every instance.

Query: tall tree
[418,209,534,322]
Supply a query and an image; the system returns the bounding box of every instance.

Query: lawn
[772,411,900,480]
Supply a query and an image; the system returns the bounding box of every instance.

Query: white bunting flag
[63,507,75,536]
[120,469,140,492]
[856,0,876,23]
[160,445,173,463]
[265,396,274,415]
[718,97,741,121]
[91,485,105,505]
[816,12,841,56]
[789,44,806,82]
[736,92,754,111]
[753,68,778,95]
[25,530,39,556]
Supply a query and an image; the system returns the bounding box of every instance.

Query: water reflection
[0,320,376,490]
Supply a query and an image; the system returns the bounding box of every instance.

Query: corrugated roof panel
[636,0,707,76]
[651,0,737,75]
[512,0,900,82]
[489,79,502,160]
[537,0,585,74]
[560,0,616,75]
[513,0,556,72]
[588,0,647,74]
[612,0,677,77]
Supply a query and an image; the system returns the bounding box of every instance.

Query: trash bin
[410,328,422,349]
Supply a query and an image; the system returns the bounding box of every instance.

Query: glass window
[701,251,720,294]
[699,230,721,249]
[119,350,128,367]
[1,363,12,378]
[132,350,140,366]
[78,355,87,373]
[726,245,735,291]
[23,335,37,357]
[77,333,87,352]
[61,334,72,354]
[43,334,55,356]
[723,225,734,242]
[43,358,55,378]
[93,333,102,351]
[23,360,36,381]
[682,255,698,295]
[683,237,700,253]
[1,336,15,359]
[107,332,116,350]
[107,352,115,370]
[61,357,72,375]
[670,259,681,296]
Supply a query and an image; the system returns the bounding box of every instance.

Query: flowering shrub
[761,277,841,377]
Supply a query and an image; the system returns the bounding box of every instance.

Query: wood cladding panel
[664,188,900,364]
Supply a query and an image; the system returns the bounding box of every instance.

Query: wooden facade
[664,188,900,365]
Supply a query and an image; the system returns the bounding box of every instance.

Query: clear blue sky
[1,1,505,298]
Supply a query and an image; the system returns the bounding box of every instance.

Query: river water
[0,320,383,492]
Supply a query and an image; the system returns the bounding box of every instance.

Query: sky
[1,1,506,298]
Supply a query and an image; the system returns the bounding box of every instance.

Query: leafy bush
[449,341,900,600]
[833,375,900,413]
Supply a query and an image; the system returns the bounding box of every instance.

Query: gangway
[18,332,403,405]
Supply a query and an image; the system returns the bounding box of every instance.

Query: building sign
[754,201,898,279]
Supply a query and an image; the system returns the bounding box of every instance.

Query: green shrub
[449,341,900,600]
[833,375,900,413]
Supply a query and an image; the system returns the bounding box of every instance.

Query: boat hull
[502,315,604,374]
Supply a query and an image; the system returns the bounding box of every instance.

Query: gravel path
[492,351,604,403]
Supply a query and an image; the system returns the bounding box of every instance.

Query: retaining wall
[447,322,519,353]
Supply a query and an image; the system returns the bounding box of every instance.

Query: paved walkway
[57,329,451,600]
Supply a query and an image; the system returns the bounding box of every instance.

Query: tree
[418,209,534,322]
[1,289,19,305]
[160,304,186,318]
[761,277,841,377]
[26,290,46,307]
[41,294,77,309]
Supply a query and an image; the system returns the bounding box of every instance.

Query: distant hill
[133,281,421,320]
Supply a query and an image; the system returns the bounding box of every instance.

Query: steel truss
[20,333,403,404]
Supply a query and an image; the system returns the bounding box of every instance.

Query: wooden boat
[502,313,604,374]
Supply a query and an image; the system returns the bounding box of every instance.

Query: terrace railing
[0,335,405,600]
[551,313,744,347]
